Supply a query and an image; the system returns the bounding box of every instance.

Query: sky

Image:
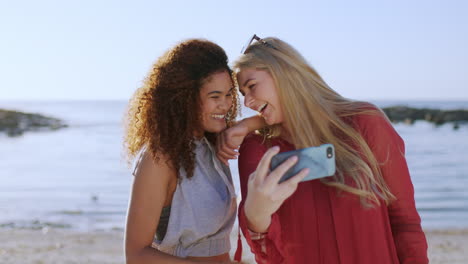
[1,0,467,101]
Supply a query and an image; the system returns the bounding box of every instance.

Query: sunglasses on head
[241,34,277,54]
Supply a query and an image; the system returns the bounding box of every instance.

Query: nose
[244,93,254,109]
[218,96,232,111]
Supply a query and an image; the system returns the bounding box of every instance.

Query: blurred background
[1,0,467,263]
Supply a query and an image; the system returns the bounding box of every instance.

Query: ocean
[0,100,467,231]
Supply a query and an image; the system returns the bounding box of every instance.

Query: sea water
[0,100,467,231]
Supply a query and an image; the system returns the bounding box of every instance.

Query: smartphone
[270,143,336,183]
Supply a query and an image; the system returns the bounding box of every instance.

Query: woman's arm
[237,135,308,263]
[125,151,205,264]
[238,115,267,132]
[359,111,428,264]
[217,115,266,165]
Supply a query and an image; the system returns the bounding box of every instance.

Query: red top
[236,110,428,264]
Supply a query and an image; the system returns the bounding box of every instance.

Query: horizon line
[2,98,468,102]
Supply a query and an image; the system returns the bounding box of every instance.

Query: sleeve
[237,134,286,264]
[358,110,429,264]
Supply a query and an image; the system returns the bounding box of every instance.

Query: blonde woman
[218,36,428,264]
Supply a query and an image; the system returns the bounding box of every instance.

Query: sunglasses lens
[241,35,255,54]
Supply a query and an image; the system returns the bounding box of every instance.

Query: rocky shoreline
[1,106,466,137]
[381,106,468,129]
[0,109,68,137]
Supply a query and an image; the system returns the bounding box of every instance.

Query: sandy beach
[1,228,467,264]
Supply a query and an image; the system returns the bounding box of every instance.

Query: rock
[0,109,68,137]
[382,106,468,128]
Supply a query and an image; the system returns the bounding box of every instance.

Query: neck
[280,125,293,144]
[193,129,204,140]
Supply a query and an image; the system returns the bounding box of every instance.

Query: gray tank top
[133,137,237,258]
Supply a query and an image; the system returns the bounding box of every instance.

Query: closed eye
[227,87,234,97]
[239,83,255,96]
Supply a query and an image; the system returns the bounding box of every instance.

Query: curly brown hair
[124,39,240,178]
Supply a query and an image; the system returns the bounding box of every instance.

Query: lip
[260,104,268,115]
[255,103,268,113]
[210,113,226,120]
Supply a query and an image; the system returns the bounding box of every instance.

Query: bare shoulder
[133,149,177,188]
[125,149,177,253]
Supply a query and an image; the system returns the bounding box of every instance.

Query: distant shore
[382,106,468,129]
[0,227,466,264]
[1,105,466,138]
[0,108,67,137]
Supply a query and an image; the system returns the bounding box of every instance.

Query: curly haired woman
[124,39,251,264]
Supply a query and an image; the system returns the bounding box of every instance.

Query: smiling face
[198,70,234,135]
[237,68,284,126]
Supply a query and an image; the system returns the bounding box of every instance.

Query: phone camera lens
[327,147,333,158]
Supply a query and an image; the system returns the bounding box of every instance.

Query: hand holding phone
[243,146,310,233]
[270,144,336,183]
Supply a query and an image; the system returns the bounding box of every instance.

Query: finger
[216,153,228,166]
[218,134,239,156]
[255,146,280,183]
[248,172,256,182]
[221,144,239,156]
[276,168,309,198]
[216,146,232,161]
[266,155,299,186]
[218,151,235,162]
[225,137,239,149]
[284,168,309,185]
[216,138,224,155]
[217,133,226,148]
[221,157,230,166]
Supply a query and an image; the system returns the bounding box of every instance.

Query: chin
[204,124,226,134]
[264,117,275,126]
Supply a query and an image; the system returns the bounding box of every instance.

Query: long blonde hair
[234,37,395,206]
